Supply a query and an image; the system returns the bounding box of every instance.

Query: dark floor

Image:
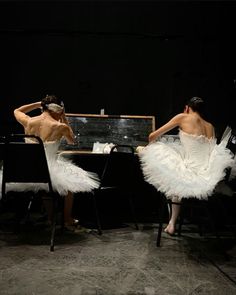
[0,213,236,295]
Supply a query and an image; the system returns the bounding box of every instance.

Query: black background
[0,0,236,138]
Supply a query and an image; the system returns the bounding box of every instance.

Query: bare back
[17,112,74,144]
[25,115,66,142]
[179,113,214,139]
[149,111,215,142]
[14,101,75,144]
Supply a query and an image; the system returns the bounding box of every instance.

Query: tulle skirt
[139,133,235,200]
[0,143,100,198]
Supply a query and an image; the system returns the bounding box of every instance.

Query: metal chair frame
[1,134,58,251]
[92,144,139,235]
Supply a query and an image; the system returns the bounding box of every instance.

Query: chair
[1,134,58,251]
[90,144,139,235]
[156,129,236,247]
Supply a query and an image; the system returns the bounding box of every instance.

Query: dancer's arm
[149,113,184,142]
[14,102,41,127]
[59,111,75,145]
[60,124,75,145]
[60,111,70,125]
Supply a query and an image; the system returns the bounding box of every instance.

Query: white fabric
[139,128,235,200]
[46,103,64,113]
[0,141,100,198]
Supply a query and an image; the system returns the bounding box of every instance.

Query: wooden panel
[60,113,156,151]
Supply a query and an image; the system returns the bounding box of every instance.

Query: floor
[0,215,236,295]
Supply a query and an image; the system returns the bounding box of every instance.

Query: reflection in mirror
[59,114,155,151]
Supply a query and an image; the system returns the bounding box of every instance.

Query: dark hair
[186,97,204,114]
[41,94,63,111]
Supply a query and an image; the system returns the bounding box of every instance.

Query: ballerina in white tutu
[138,97,235,235]
[12,95,100,228]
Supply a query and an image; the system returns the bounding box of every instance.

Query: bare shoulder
[204,120,215,137]
[204,120,214,130]
[174,113,186,119]
[24,115,42,128]
[55,122,71,136]
[57,122,70,131]
[170,113,187,123]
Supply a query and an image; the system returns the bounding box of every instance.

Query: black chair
[90,144,139,235]
[1,134,58,251]
[156,129,236,247]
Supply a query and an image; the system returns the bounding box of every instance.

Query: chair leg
[156,219,163,247]
[21,195,34,225]
[92,192,102,235]
[177,199,220,238]
[178,205,184,236]
[156,193,167,247]
[50,194,58,252]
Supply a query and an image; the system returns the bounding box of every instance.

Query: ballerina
[138,97,235,235]
[11,95,100,228]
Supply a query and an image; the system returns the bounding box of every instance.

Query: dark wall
[0,1,236,136]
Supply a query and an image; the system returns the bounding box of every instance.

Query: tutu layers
[0,141,100,198]
[139,129,235,200]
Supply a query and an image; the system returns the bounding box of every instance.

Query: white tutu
[139,128,235,200]
[0,141,100,198]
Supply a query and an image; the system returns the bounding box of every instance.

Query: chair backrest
[100,144,136,189]
[2,134,53,195]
